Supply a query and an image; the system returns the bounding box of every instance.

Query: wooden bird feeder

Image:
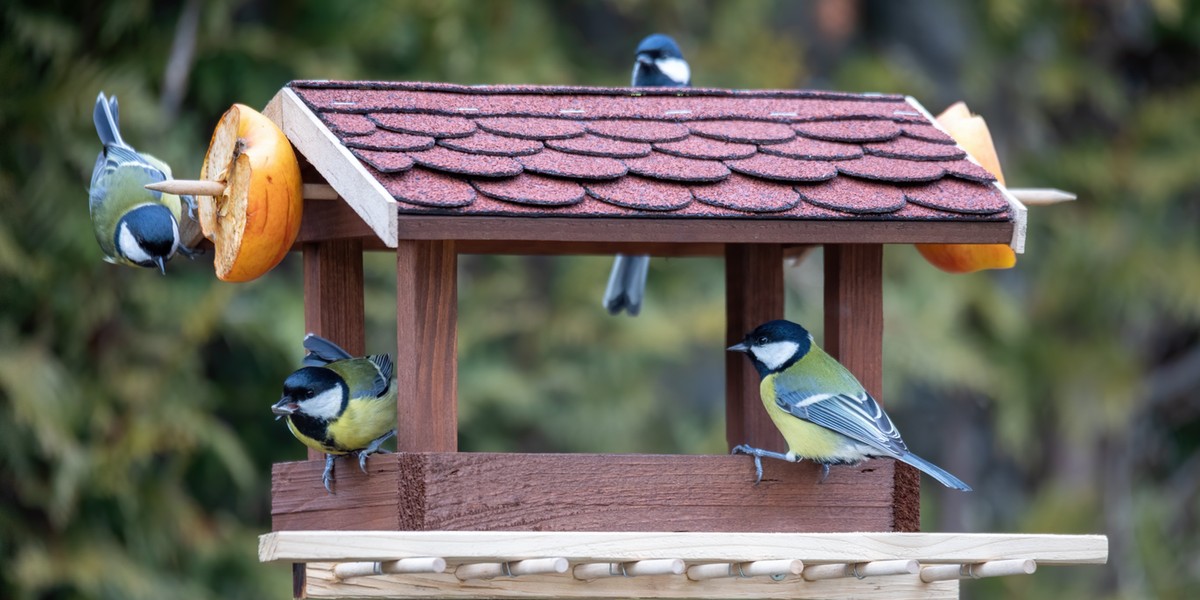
[253,81,1105,598]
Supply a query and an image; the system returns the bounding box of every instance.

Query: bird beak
[272,397,298,419]
[727,342,750,353]
[154,256,166,275]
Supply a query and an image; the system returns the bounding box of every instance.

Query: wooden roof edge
[259,531,1108,565]
[905,96,1026,252]
[265,88,399,247]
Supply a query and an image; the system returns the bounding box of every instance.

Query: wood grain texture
[296,199,377,244]
[269,88,398,245]
[302,564,959,599]
[271,453,903,533]
[260,530,1109,565]
[394,215,1012,245]
[725,244,787,453]
[823,245,920,531]
[395,241,458,452]
[303,240,365,461]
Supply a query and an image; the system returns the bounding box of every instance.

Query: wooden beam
[271,453,902,533]
[301,565,958,599]
[725,244,787,453]
[396,241,458,452]
[260,529,1110,565]
[823,245,920,531]
[394,215,1012,245]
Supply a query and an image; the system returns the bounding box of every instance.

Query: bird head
[728,319,813,376]
[114,204,180,274]
[632,34,690,87]
[272,366,349,421]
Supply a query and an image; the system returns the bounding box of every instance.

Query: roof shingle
[292,81,1012,222]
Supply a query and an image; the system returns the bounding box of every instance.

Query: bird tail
[896,452,972,491]
[93,92,125,147]
[602,254,650,316]
[302,333,354,366]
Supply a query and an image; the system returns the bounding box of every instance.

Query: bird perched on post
[89,92,197,273]
[271,334,397,493]
[728,319,971,491]
[601,34,691,316]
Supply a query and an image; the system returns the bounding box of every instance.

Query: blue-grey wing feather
[367,354,393,397]
[787,392,910,456]
[302,333,354,366]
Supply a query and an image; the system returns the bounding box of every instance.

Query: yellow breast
[760,376,853,461]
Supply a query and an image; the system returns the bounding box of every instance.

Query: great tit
[89,92,197,273]
[728,319,971,491]
[602,34,691,316]
[271,334,398,493]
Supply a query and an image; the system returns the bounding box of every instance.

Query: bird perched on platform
[89,92,197,273]
[728,320,971,491]
[601,34,691,316]
[271,334,397,493]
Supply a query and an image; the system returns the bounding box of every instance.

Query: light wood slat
[303,563,958,599]
[260,531,1108,565]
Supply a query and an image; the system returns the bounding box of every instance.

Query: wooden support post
[823,244,919,531]
[300,239,365,598]
[396,240,458,452]
[724,244,786,453]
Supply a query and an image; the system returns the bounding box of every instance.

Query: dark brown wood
[725,244,788,453]
[303,240,365,463]
[823,244,920,531]
[395,215,1013,245]
[296,199,377,243]
[271,453,904,533]
[457,240,725,257]
[396,240,458,452]
[292,562,306,599]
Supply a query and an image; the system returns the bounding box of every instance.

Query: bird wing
[367,354,393,397]
[326,356,392,400]
[771,354,910,457]
[302,333,354,366]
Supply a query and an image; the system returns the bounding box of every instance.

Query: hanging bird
[727,319,971,490]
[89,92,197,273]
[602,34,691,316]
[271,334,398,494]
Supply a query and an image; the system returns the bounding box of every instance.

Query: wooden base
[300,563,958,599]
[272,453,911,533]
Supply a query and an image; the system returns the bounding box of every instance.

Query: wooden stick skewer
[1006,188,1077,206]
[454,558,568,581]
[801,559,919,581]
[687,559,804,580]
[920,559,1036,582]
[573,559,685,580]
[146,180,338,200]
[332,557,447,581]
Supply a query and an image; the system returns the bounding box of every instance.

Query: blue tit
[271,334,398,494]
[89,92,197,273]
[728,320,971,491]
[601,34,691,316]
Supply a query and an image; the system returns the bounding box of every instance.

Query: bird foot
[356,429,397,474]
[819,463,831,483]
[731,444,793,485]
[322,454,336,495]
[181,194,199,220]
[178,244,205,260]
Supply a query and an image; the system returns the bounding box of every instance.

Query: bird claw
[731,444,794,485]
[356,430,397,475]
[322,454,336,494]
[178,244,205,260]
[819,463,830,483]
[182,195,199,220]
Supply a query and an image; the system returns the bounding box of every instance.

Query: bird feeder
[244,81,1104,598]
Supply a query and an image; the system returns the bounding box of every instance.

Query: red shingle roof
[290,81,1011,222]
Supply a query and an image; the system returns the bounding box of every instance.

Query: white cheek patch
[169,216,180,257]
[655,57,691,85]
[750,340,800,371]
[116,221,152,264]
[299,386,345,421]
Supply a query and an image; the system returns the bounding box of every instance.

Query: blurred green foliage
[1,1,1198,599]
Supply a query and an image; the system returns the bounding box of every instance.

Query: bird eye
[305,390,314,399]
[757,336,769,345]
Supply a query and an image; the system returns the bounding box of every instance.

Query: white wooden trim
[264,88,398,246]
[905,97,1027,253]
[259,531,1108,565]
[303,562,959,599]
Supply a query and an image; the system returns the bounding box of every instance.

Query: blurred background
[2,1,1198,598]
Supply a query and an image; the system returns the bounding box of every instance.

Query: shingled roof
[270,81,1024,248]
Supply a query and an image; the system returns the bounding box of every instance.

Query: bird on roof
[271,334,398,494]
[89,92,198,273]
[728,319,971,491]
[601,34,691,316]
